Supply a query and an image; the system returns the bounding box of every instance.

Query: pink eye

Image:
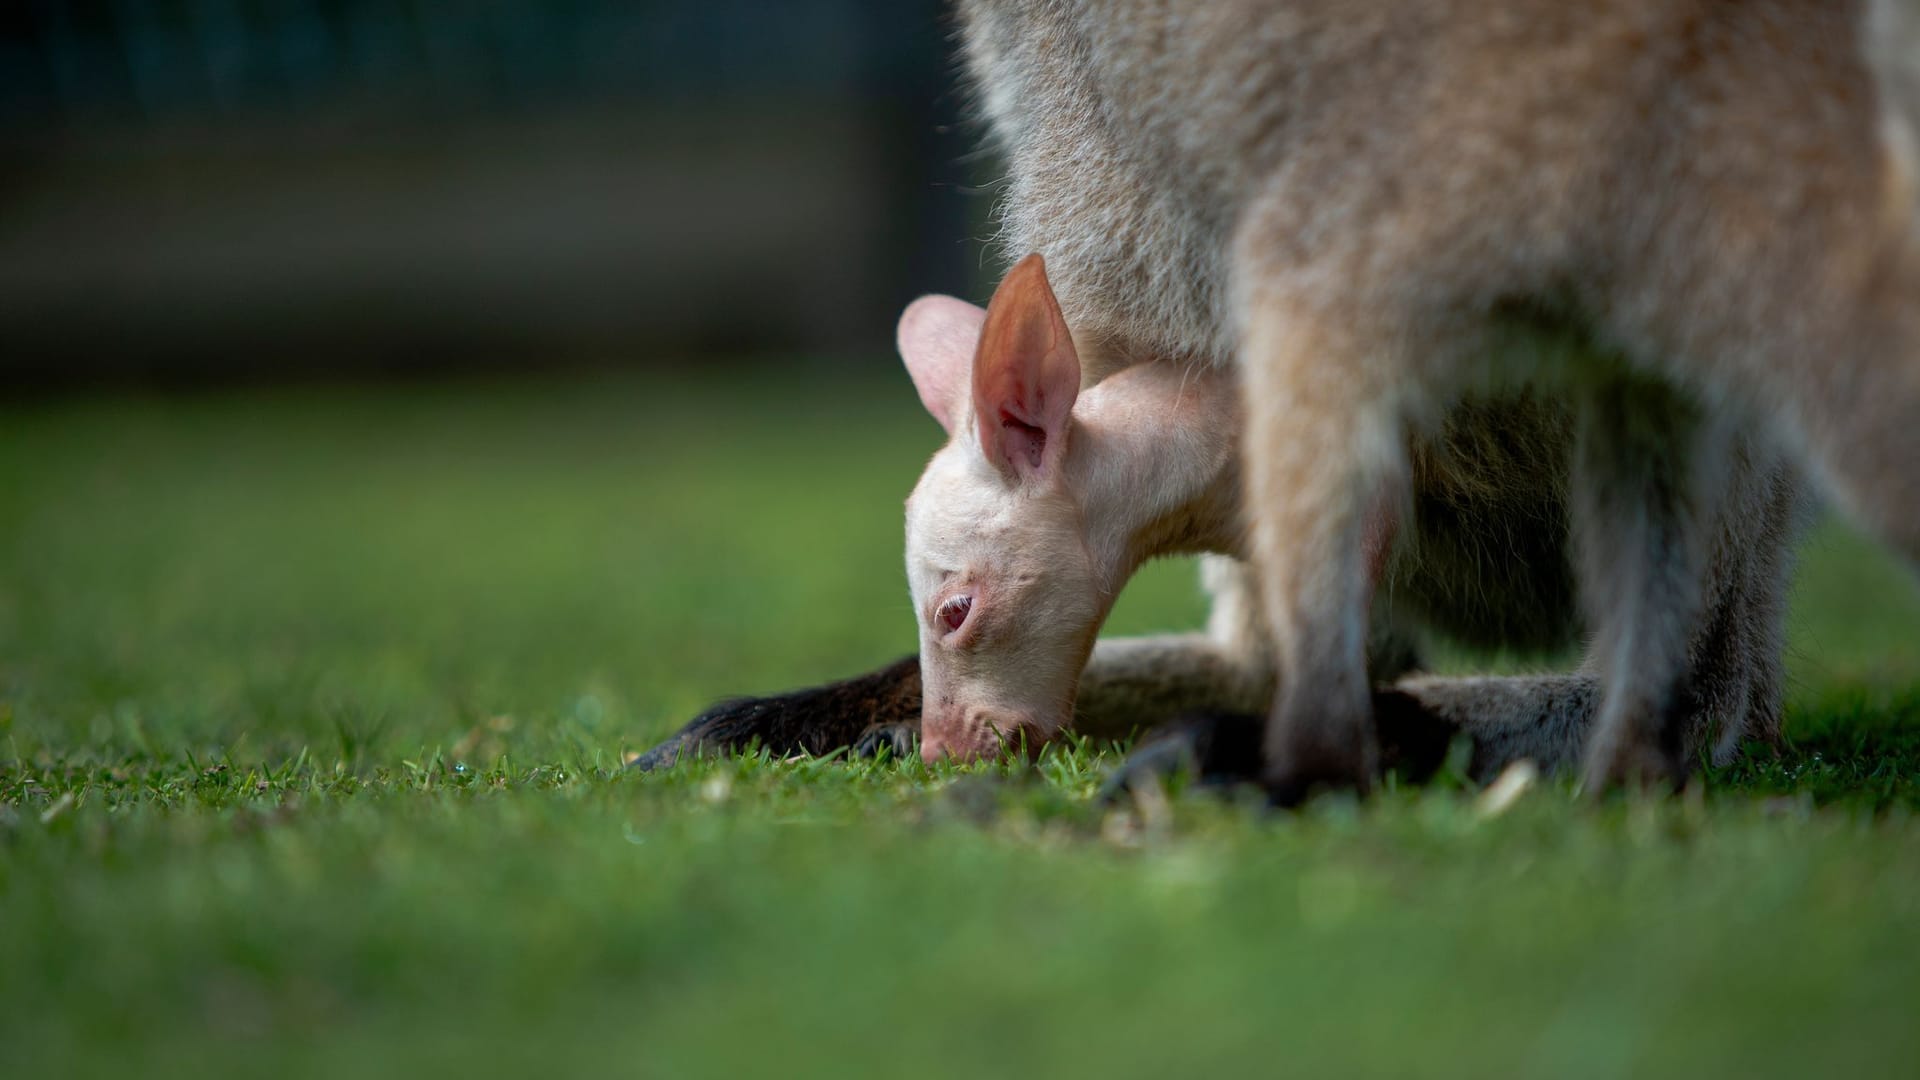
[938,595,973,633]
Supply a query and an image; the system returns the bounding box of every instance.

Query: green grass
[3,369,1919,1078]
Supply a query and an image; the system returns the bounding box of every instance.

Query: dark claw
[853,722,919,760]
[628,655,922,771]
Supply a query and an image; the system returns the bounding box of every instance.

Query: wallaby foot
[1101,690,1452,804]
[1580,714,1690,797]
[1262,718,1378,807]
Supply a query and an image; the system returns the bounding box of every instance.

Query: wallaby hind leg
[1571,374,1727,793]
[1685,446,1804,764]
[1238,289,1416,804]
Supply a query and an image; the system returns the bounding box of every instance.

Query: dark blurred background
[0,0,987,386]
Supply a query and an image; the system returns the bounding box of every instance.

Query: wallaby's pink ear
[898,295,987,434]
[973,253,1080,480]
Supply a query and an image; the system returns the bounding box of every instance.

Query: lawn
[3,368,1918,1078]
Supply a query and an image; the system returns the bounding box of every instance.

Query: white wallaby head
[900,254,1241,764]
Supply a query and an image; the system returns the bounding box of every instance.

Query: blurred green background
[4,5,1920,1078]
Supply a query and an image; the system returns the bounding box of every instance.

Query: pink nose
[920,729,989,764]
[919,734,947,764]
[919,709,1042,764]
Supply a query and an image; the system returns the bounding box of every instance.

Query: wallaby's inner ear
[973,253,1080,480]
[898,295,988,435]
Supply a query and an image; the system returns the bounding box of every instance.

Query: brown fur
[959,0,1916,797]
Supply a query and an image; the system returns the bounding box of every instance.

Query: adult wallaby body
[941,0,1920,800]
[636,1,1911,795]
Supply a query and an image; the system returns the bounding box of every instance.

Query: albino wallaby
[955,0,1920,800]
[636,256,1802,789]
